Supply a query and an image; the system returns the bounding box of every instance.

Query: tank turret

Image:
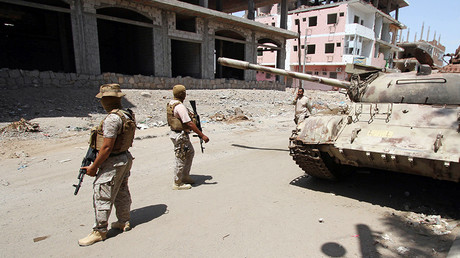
[218,57,460,105]
[217,57,460,182]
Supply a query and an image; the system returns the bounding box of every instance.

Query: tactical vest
[89,109,136,153]
[166,101,196,131]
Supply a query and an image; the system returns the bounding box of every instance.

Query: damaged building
[394,23,446,72]
[0,0,297,90]
[255,0,408,90]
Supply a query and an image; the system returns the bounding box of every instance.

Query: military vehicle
[218,55,460,182]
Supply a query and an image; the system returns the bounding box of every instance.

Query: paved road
[0,125,458,257]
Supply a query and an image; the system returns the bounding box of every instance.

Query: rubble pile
[405,212,458,236]
[0,88,351,141]
[0,118,40,136]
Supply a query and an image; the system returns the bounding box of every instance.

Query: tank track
[289,133,337,180]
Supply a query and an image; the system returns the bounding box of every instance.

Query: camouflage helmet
[96,83,126,98]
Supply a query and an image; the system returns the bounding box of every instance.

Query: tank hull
[290,102,460,182]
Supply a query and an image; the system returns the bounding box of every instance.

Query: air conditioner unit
[336,67,342,72]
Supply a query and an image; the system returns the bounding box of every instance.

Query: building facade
[0,0,297,90]
[256,0,408,89]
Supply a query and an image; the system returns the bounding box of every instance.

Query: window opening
[309,16,317,27]
[325,43,334,53]
[327,13,337,24]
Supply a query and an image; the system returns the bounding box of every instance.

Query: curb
[447,230,460,258]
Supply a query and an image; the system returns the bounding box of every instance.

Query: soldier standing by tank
[167,84,209,190]
[294,87,313,124]
[78,84,136,246]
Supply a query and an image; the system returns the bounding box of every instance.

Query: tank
[218,56,460,182]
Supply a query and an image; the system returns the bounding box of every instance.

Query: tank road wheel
[290,146,337,180]
[290,146,349,181]
[319,151,351,180]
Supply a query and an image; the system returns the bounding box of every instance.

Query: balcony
[345,24,374,40]
[343,55,369,66]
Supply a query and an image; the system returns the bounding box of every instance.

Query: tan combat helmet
[172,84,186,100]
[96,83,126,98]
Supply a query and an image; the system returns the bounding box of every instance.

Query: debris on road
[397,246,410,255]
[33,235,49,243]
[404,212,455,236]
[1,118,40,135]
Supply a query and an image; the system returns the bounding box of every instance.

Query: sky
[396,0,460,55]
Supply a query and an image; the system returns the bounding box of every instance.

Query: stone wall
[0,69,286,91]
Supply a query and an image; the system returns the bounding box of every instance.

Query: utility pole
[296,19,302,88]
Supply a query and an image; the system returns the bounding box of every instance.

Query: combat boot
[111,221,131,232]
[172,183,192,190]
[78,230,107,246]
[182,176,195,185]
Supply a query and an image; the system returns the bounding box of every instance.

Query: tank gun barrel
[218,57,351,89]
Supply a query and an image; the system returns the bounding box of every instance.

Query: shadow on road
[231,144,289,152]
[190,175,217,187]
[130,204,168,228]
[0,87,136,122]
[293,170,459,258]
[356,224,380,258]
[320,217,453,257]
[107,204,167,238]
[290,170,460,219]
[321,242,347,257]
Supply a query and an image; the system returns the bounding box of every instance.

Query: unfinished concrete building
[0,0,297,90]
[395,24,446,72]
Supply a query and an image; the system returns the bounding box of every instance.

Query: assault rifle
[73,147,98,195]
[189,100,204,153]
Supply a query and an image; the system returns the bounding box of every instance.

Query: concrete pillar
[395,6,399,20]
[201,19,215,79]
[244,32,257,81]
[280,0,288,29]
[70,0,100,75]
[276,42,286,83]
[199,0,208,8]
[426,26,430,41]
[296,0,301,9]
[216,0,222,11]
[373,0,379,8]
[385,0,391,14]
[420,22,424,41]
[153,11,171,77]
[247,0,255,20]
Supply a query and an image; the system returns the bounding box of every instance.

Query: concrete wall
[0,68,286,91]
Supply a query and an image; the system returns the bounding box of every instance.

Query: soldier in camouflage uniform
[167,85,209,190]
[78,84,136,246]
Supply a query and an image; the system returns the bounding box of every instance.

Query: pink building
[256,0,408,90]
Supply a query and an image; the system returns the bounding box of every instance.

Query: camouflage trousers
[92,152,133,233]
[170,131,195,184]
